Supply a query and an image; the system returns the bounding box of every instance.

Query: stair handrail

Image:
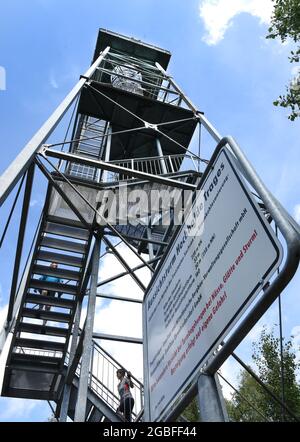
[66,337,144,420]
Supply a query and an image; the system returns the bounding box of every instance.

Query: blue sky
[0,0,299,421]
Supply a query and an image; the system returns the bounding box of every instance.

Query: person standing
[116,368,135,422]
[38,262,63,322]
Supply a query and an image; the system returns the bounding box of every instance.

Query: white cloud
[94,299,142,339]
[49,65,81,90]
[29,199,42,208]
[293,204,300,224]
[49,71,59,89]
[199,0,273,45]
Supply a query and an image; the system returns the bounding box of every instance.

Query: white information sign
[144,148,283,421]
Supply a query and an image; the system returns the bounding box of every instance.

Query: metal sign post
[197,373,228,422]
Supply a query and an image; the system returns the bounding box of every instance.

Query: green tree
[225,371,266,422]
[227,328,300,421]
[267,0,300,120]
[181,397,200,421]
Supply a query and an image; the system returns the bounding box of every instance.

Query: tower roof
[92,28,171,69]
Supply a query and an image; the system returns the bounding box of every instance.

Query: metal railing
[92,49,183,107]
[15,339,144,421]
[76,339,144,421]
[14,346,63,359]
[106,153,201,182]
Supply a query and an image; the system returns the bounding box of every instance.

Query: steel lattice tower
[2,29,294,423]
[0,29,206,422]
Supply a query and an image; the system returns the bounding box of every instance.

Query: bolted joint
[39,144,50,155]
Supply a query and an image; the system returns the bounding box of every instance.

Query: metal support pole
[59,379,72,421]
[102,124,112,182]
[7,163,35,324]
[147,228,155,260]
[59,301,83,421]
[92,333,143,344]
[197,373,228,422]
[278,293,285,421]
[0,47,110,207]
[0,174,26,248]
[156,138,168,174]
[276,225,285,422]
[74,238,101,422]
[96,292,142,304]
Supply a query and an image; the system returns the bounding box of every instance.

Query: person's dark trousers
[119,397,134,422]
[38,290,55,311]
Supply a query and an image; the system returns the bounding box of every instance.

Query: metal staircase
[1,206,92,401]
[103,167,202,254]
[1,194,144,421]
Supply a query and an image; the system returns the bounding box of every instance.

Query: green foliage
[181,397,200,421]
[266,0,300,120]
[227,328,300,422]
[252,328,300,420]
[225,371,266,422]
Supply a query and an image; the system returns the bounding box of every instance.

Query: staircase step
[29,279,77,295]
[15,337,65,352]
[40,236,86,254]
[37,250,84,267]
[11,352,62,373]
[21,308,72,323]
[46,215,86,229]
[18,322,69,338]
[26,294,76,310]
[33,264,81,281]
[44,222,90,241]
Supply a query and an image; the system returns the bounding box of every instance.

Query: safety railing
[92,49,183,107]
[76,339,144,421]
[106,153,201,182]
[14,346,63,359]
[15,340,144,422]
